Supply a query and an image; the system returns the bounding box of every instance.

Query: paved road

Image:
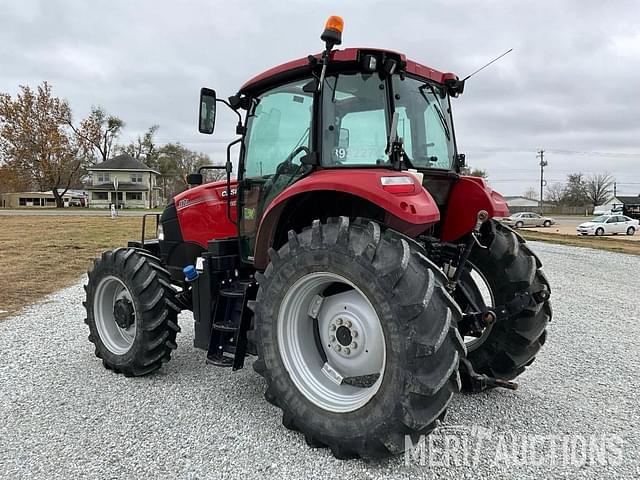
[1,242,639,479]
[0,209,158,217]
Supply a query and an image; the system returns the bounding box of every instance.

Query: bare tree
[156,142,216,199]
[522,187,538,200]
[585,173,614,206]
[545,182,565,204]
[71,106,124,164]
[461,165,488,178]
[120,125,159,167]
[0,82,86,207]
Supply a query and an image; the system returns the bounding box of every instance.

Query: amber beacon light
[321,15,344,48]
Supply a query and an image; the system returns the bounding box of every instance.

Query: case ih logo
[178,198,189,208]
[220,188,237,198]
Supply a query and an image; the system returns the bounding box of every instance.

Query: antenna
[462,48,513,82]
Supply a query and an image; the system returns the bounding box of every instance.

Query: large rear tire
[458,220,551,387]
[84,248,181,376]
[251,218,465,459]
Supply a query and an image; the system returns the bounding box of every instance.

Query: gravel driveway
[1,242,639,479]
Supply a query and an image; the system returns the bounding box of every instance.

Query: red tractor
[84,17,551,459]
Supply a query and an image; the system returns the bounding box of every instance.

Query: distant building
[86,154,161,208]
[0,190,85,208]
[593,197,623,215]
[504,196,539,207]
[613,195,640,219]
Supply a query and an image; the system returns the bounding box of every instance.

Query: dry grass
[520,230,640,256]
[0,216,145,320]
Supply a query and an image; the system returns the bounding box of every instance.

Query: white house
[86,154,161,208]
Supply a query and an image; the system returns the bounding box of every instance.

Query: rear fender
[441,176,509,242]
[253,169,440,269]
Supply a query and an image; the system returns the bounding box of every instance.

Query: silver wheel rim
[461,263,495,352]
[277,272,386,413]
[94,276,136,355]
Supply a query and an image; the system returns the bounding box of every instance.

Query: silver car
[501,212,555,228]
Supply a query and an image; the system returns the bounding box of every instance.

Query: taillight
[380,176,416,194]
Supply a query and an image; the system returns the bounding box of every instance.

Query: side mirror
[338,128,350,149]
[199,88,217,134]
[187,173,203,186]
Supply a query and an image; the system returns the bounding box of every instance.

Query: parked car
[501,212,556,228]
[577,214,639,236]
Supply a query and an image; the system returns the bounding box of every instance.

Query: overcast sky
[2,0,640,196]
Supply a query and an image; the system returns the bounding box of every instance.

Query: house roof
[88,154,159,174]
[615,195,640,205]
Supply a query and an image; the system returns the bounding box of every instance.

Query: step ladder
[206,278,257,370]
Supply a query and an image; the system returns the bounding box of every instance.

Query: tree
[584,173,614,206]
[0,163,34,193]
[71,106,124,165]
[156,142,216,199]
[561,172,589,206]
[522,187,538,200]
[461,165,488,178]
[121,125,159,167]
[0,82,86,207]
[545,182,565,204]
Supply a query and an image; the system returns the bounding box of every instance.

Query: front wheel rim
[94,276,137,355]
[277,272,386,413]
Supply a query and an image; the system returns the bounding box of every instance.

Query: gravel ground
[1,241,639,479]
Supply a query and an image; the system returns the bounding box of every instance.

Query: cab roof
[238,47,458,94]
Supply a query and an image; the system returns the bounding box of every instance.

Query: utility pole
[614,181,617,198]
[537,150,547,214]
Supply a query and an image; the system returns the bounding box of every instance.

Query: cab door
[238,79,314,262]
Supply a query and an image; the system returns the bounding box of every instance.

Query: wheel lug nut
[352,331,358,338]
[350,342,357,349]
[345,320,352,328]
[330,324,336,331]
[336,318,343,325]
[330,335,336,343]
[344,347,351,355]
[334,344,341,352]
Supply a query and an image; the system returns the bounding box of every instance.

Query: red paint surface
[253,169,440,264]
[174,179,238,248]
[240,47,458,92]
[441,176,510,242]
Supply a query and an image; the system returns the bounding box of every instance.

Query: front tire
[596,227,605,236]
[84,248,181,376]
[252,218,465,459]
[543,220,551,227]
[627,227,635,236]
[458,221,551,387]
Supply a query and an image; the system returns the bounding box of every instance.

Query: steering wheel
[275,145,311,175]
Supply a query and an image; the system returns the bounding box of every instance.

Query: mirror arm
[217,98,245,134]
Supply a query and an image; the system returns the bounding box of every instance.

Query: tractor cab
[195,18,472,266]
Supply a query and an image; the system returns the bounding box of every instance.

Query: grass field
[0,216,143,320]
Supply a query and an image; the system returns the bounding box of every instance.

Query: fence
[509,205,595,216]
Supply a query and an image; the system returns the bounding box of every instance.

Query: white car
[577,214,639,236]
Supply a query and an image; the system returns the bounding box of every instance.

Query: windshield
[321,73,455,169]
[392,76,455,169]
[591,216,607,223]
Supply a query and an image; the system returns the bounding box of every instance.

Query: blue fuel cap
[183,265,198,282]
